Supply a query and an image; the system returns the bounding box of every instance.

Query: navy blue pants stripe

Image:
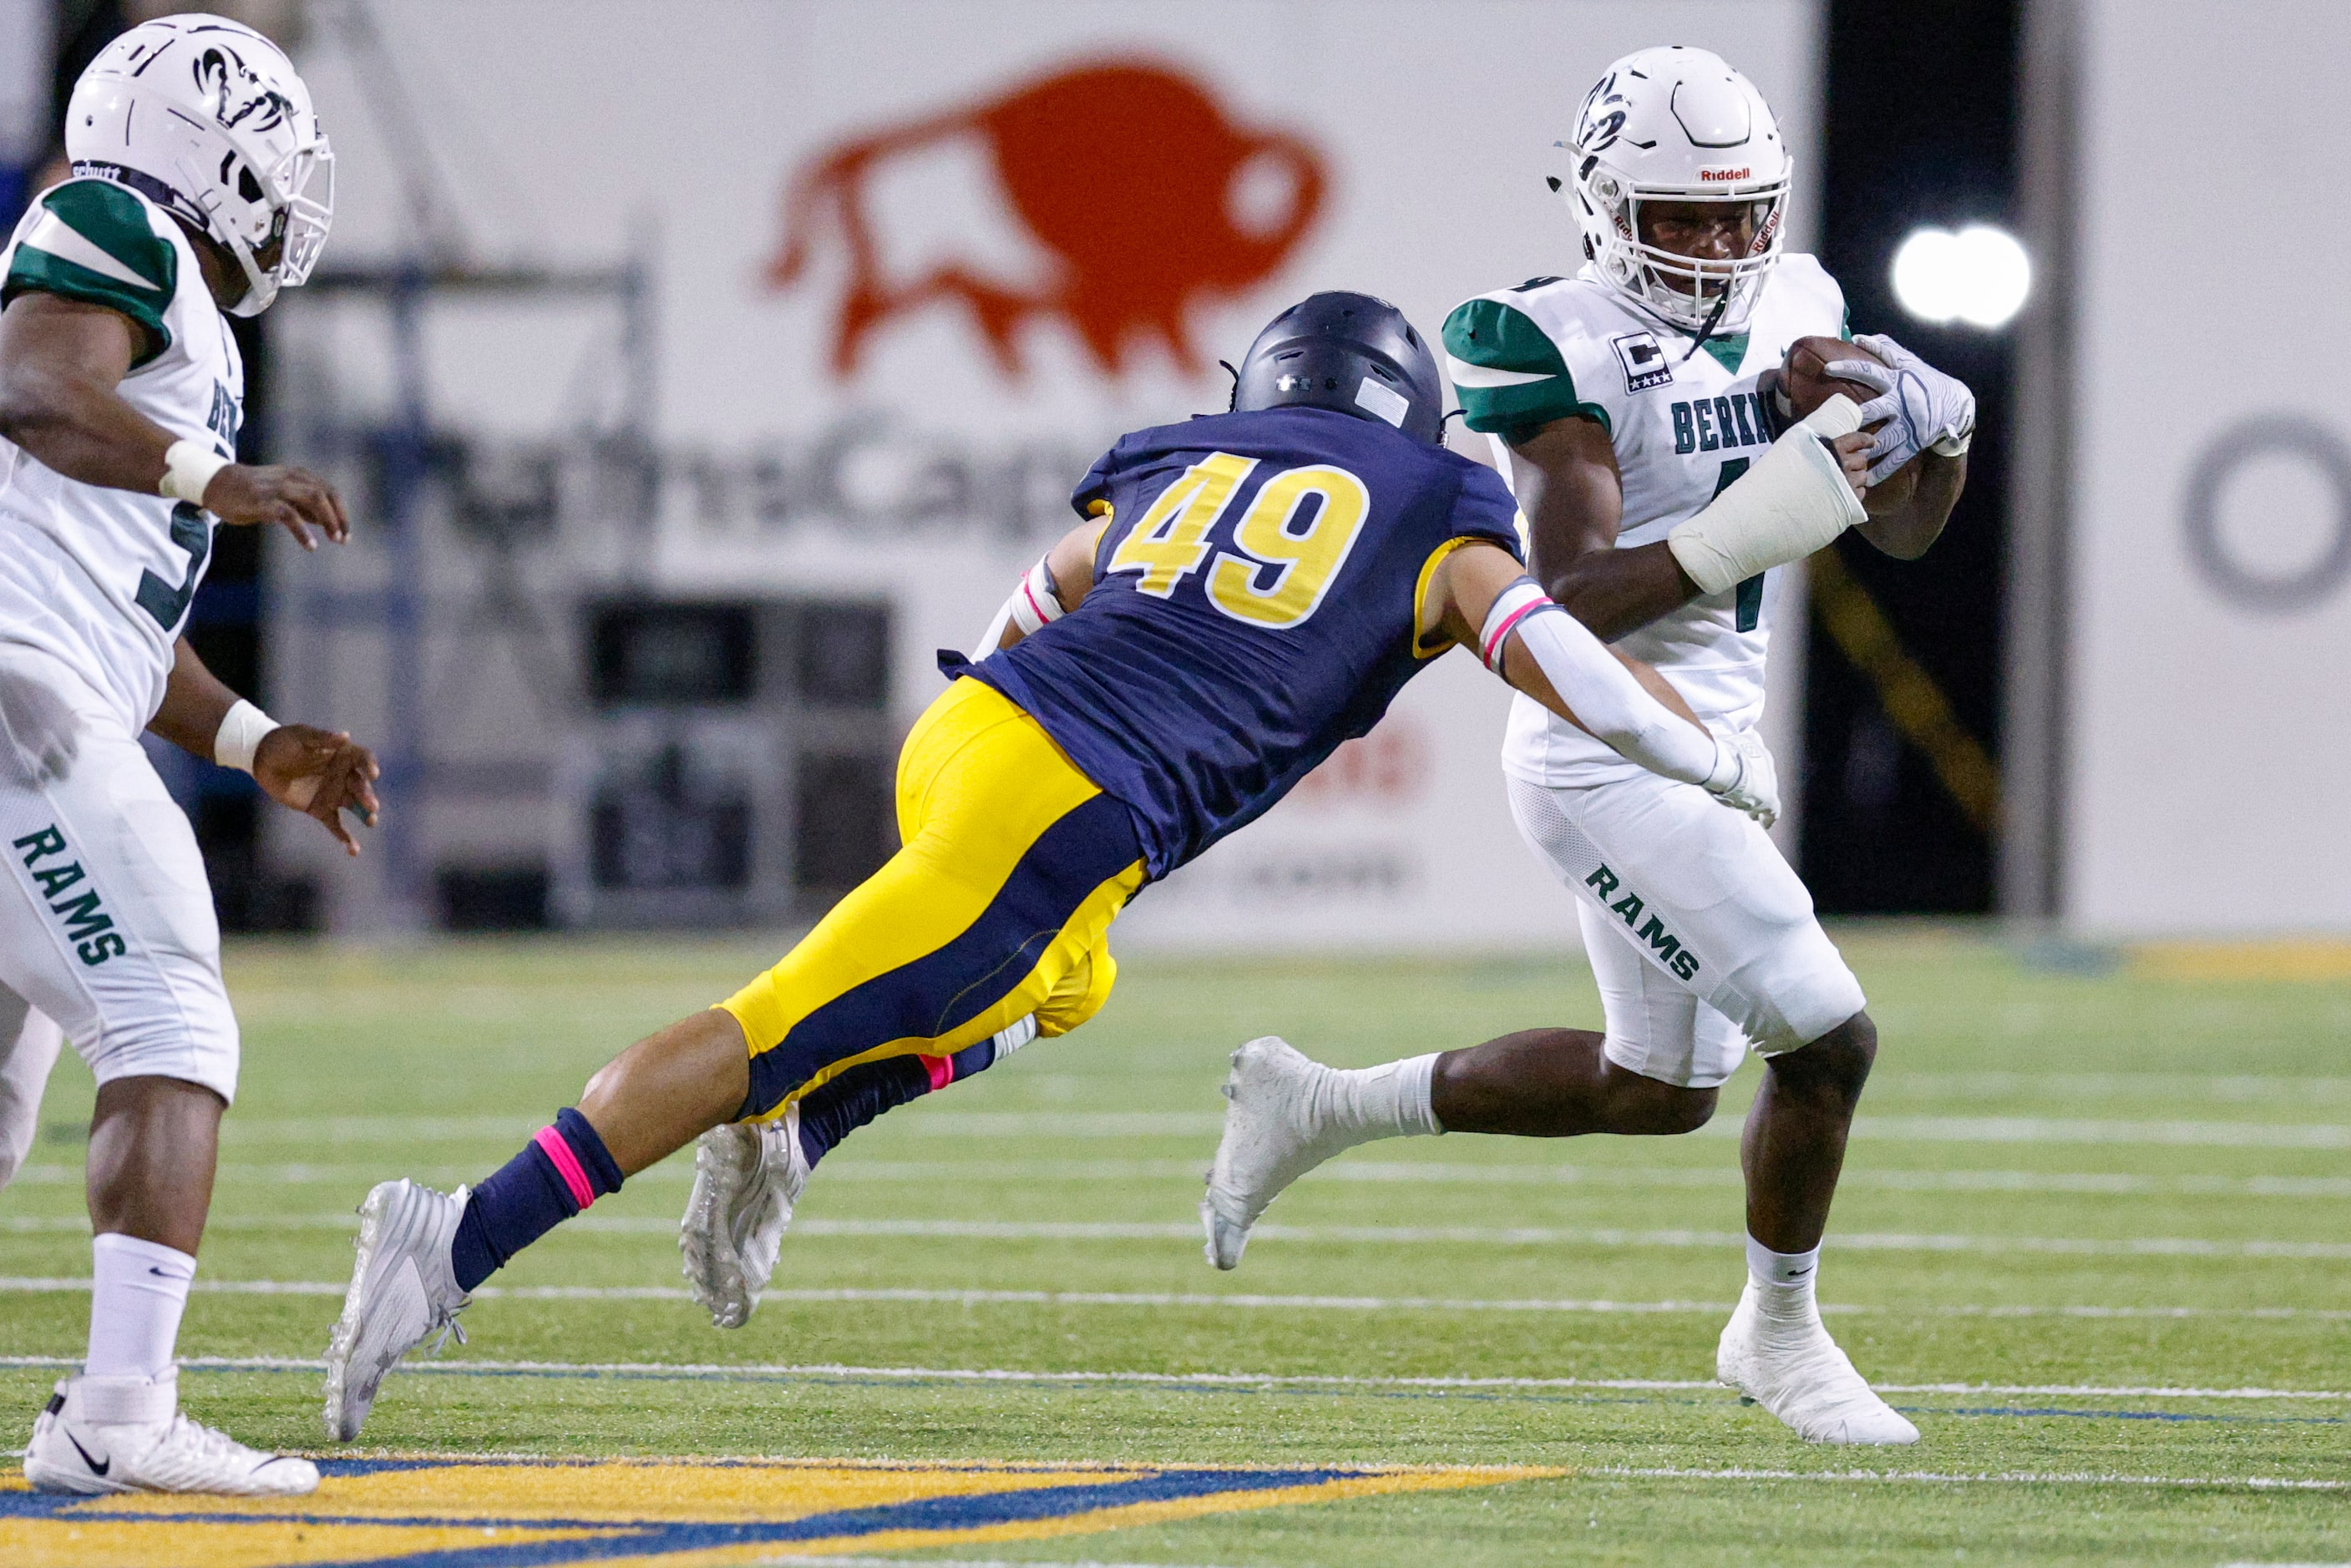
[740,791,1140,1119]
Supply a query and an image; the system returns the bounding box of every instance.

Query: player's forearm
[1538,539,1702,642]
[146,639,240,760]
[1477,579,1718,783]
[1857,450,1965,560]
[0,359,173,495]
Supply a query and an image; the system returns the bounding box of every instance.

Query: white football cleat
[1716,1279,1920,1444]
[680,1103,808,1329]
[322,1178,471,1442]
[24,1371,318,1495]
[1201,1036,1353,1270]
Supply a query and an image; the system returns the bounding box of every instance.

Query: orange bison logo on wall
[769,59,1327,380]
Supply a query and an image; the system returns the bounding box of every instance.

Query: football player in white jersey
[1203,47,1979,1445]
[0,16,377,1495]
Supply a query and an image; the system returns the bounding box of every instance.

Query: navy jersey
[960,407,1523,879]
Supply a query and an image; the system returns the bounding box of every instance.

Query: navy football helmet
[1231,291,1447,444]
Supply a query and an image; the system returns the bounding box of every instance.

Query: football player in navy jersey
[322,292,1870,1441]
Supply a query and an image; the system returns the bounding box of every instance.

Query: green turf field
[4,927,2348,1565]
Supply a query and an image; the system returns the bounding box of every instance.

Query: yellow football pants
[722,677,1146,1121]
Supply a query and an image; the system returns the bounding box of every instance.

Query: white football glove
[1700,724,1779,830]
[1825,333,1977,487]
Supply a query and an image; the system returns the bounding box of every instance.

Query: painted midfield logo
[1,1453,1549,1565]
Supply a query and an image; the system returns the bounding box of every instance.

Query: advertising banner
[279,0,1822,947]
[2068,0,2351,933]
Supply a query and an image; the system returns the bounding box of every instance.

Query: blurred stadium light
[1891,224,2030,328]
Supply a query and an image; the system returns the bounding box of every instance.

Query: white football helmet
[63,13,332,316]
[1553,46,1789,335]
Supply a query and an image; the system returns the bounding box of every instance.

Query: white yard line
[2,1277,2347,1322]
[190,1111,2351,1146]
[3,1352,2344,1403]
[18,1158,2348,1199]
[9,1213,2350,1256]
[1581,1465,2351,1490]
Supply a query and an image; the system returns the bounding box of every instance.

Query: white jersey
[1443,256,1846,787]
[0,176,242,734]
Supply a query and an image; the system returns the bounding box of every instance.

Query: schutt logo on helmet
[768,59,1326,380]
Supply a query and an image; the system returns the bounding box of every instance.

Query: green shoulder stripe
[1441,297,1608,439]
[3,180,177,367]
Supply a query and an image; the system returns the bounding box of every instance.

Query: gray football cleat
[322,1177,470,1442]
[1201,1035,1353,1270]
[680,1103,808,1329]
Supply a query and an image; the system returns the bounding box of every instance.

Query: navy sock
[795,1034,1003,1168]
[450,1107,624,1292]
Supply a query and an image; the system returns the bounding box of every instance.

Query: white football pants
[0,645,238,1130]
[1507,766,1865,1088]
[0,1004,63,1191]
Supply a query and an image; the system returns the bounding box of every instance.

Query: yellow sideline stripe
[2130,939,2351,982]
[1806,545,2000,834]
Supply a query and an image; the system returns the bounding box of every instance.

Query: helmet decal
[194,47,295,138]
[65,15,332,316]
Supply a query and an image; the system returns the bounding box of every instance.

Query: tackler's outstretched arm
[1430,541,1780,828]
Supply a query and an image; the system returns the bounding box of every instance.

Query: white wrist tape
[159,440,231,508]
[970,559,1067,660]
[212,699,278,774]
[1666,395,1868,597]
[1477,578,1716,784]
[1010,559,1065,635]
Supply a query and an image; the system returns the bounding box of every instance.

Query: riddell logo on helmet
[1698,167,1752,182]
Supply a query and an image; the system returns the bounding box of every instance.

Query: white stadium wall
[269,0,1822,945]
[2061,0,2351,934]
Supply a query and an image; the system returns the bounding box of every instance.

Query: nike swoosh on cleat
[66,1432,109,1476]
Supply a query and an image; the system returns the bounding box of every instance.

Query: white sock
[1746,1234,1822,1322]
[87,1233,195,1383]
[1315,1053,1443,1141]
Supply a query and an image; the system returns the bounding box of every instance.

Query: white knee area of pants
[1507,769,1864,1080]
[0,1001,64,1191]
[0,668,239,1105]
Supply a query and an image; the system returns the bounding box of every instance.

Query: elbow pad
[1478,579,1719,785]
[1665,396,1868,596]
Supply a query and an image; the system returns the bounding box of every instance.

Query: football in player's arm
[1493,294,1968,639]
[1234,48,1982,1451]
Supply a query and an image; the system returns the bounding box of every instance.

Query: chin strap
[1679,286,1734,363]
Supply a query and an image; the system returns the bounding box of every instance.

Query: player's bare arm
[0,289,347,550]
[1507,411,1870,641]
[1855,448,1963,559]
[148,638,382,857]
